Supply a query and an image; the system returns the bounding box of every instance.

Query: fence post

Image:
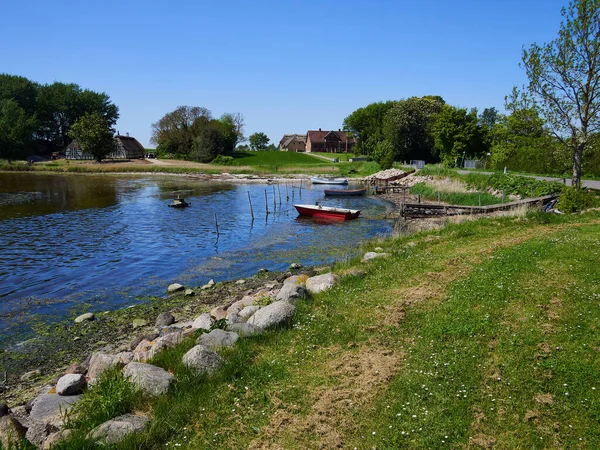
[247,191,254,220]
[264,190,269,215]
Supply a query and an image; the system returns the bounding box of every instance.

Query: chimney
[126,132,130,137]
[319,128,321,131]
[117,130,120,135]
[338,129,341,132]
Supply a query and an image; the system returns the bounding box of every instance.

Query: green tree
[69,112,116,162]
[0,74,38,117]
[191,122,224,162]
[0,99,38,161]
[249,132,269,150]
[521,0,600,186]
[151,106,212,156]
[371,139,395,169]
[343,101,396,155]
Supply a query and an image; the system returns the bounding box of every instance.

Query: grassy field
[29,210,600,449]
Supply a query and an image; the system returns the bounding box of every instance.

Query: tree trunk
[572,143,583,188]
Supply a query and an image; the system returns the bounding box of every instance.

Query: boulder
[167,283,184,294]
[283,274,307,286]
[247,301,295,329]
[130,333,158,351]
[228,296,255,314]
[20,369,41,382]
[226,311,243,326]
[306,273,338,294]
[229,322,263,337]
[74,312,95,323]
[198,329,239,350]
[29,393,81,427]
[235,279,246,284]
[87,414,149,445]
[63,363,85,375]
[0,415,26,448]
[133,339,154,363]
[289,262,303,270]
[238,305,261,320]
[25,421,58,448]
[148,332,183,360]
[182,345,223,375]
[124,363,174,396]
[56,374,86,396]
[340,268,367,278]
[210,306,227,320]
[184,288,195,297]
[42,429,72,449]
[192,313,213,331]
[276,284,308,305]
[361,252,390,262]
[115,351,135,365]
[87,352,124,382]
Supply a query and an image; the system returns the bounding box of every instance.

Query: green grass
[227,151,328,166]
[409,182,501,206]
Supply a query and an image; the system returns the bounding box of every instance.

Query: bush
[211,155,234,165]
[556,186,598,213]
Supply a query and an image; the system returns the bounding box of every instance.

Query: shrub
[556,186,598,213]
[211,155,234,165]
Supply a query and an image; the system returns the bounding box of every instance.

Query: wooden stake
[247,191,254,220]
[214,213,219,235]
[437,191,440,204]
[272,185,276,210]
[285,183,289,200]
[264,189,269,214]
[277,183,282,204]
[478,192,481,206]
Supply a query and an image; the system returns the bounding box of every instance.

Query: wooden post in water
[277,183,282,204]
[264,190,269,215]
[285,183,289,201]
[272,185,276,210]
[291,182,295,201]
[214,213,219,235]
[299,181,302,198]
[247,191,254,220]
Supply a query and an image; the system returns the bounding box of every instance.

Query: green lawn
[229,151,327,166]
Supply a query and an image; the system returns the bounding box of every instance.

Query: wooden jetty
[401,195,559,218]
[369,169,415,186]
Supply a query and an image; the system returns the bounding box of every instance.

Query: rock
[201,283,213,290]
[116,351,135,365]
[289,262,303,270]
[198,329,239,350]
[130,333,158,351]
[167,283,184,294]
[63,363,85,375]
[374,247,384,252]
[20,369,41,382]
[207,279,215,286]
[132,319,147,329]
[25,421,58,448]
[229,322,263,337]
[340,268,367,278]
[182,345,223,375]
[228,296,255,314]
[184,288,195,296]
[133,339,154,363]
[25,386,52,413]
[247,301,295,329]
[283,274,307,286]
[29,393,81,427]
[305,273,339,294]
[407,241,416,247]
[56,374,86,396]
[124,363,174,396]
[276,284,308,305]
[226,311,243,326]
[0,404,10,418]
[42,429,72,449]
[148,332,183,360]
[258,268,269,274]
[238,305,261,320]
[361,252,390,262]
[192,313,213,331]
[74,312,95,323]
[210,306,227,320]
[87,352,124,382]
[87,414,150,445]
[0,415,26,448]
[235,279,246,284]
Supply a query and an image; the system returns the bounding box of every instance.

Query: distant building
[306,129,356,153]
[65,134,145,160]
[279,134,307,152]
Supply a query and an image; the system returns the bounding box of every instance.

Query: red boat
[293,204,361,221]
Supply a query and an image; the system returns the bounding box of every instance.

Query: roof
[280,134,307,147]
[115,135,145,153]
[307,130,356,144]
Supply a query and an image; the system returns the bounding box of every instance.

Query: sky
[1,0,569,147]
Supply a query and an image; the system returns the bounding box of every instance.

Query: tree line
[0,74,119,160]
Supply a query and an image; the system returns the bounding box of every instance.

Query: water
[0,173,394,346]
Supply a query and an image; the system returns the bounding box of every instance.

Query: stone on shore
[167,283,184,294]
[87,414,150,445]
[0,415,27,448]
[238,305,261,320]
[156,312,175,327]
[248,301,295,329]
[184,288,195,296]
[133,339,154,363]
[198,329,239,350]
[361,251,391,262]
[124,363,174,396]
[283,274,308,286]
[306,273,338,294]
[25,421,58,448]
[20,369,41,382]
[289,262,303,270]
[148,331,183,360]
[42,430,72,449]
[87,352,124,382]
[192,313,213,331]
[74,312,95,323]
[229,322,263,337]
[210,306,227,320]
[276,284,308,305]
[56,374,86,396]
[340,268,367,278]
[29,393,81,427]
[182,345,223,375]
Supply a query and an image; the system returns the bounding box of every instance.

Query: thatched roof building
[65,134,145,160]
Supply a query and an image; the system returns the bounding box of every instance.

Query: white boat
[310,177,348,185]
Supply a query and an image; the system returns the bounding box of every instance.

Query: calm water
[0,173,393,345]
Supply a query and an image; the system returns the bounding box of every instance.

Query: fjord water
[0,173,393,345]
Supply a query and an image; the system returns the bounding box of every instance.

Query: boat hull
[324,188,366,197]
[310,177,348,185]
[294,204,360,221]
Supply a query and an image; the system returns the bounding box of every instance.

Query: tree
[151,106,212,156]
[249,132,269,150]
[191,122,224,162]
[521,0,600,186]
[0,99,38,161]
[0,74,38,117]
[69,112,116,162]
[343,101,396,155]
[372,139,395,169]
[217,113,245,154]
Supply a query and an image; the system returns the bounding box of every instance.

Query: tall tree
[218,113,245,153]
[343,101,396,155]
[249,132,269,150]
[0,99,38,161]
[521,0,600,186]
[69,112,116,162]
[151,106,212,156]
[0,74,38,117]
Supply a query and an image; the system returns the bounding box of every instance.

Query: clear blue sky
[1,0,567,147]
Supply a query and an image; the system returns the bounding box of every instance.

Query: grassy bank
[24,210,600,449]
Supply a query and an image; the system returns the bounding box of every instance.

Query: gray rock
[124,363,174,396]
[29,394,81,427]
[207,279,215,286]
[132,339,153,363]
[306,273,339,294]
[155,311,175,327]
[25,421,58,448]
[407,241,416,247]
[148,332,183,360]
[247,300,295,329]
[361,251,390,262]
[116,351,135,365]
[87,414,149,445]
[74,312,95,323]
[283,274,307,286]
[184,288,195,297]
[56,374,86,396]
[341,268,367,278]
[192,313,213,331]
[226,311,243,326]
[182,345,223,375]
[132,319,147,329]
[235,279,246,284]
[42,430,72,449]
[0,415,26,448]
[167,283,184,294]
[374,247,384,252]
[257,268,269,274]
[276,284,308,305]
[229,322,263,337]
[238,305,261,320]
[198,329,239,350]
[289,262,303,270]
[87,352,123,382]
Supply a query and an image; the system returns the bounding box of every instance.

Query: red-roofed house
[306,129,356,153]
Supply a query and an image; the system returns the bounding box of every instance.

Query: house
[65,134,145,160]
[279,134,307,152]
[306,129,356,153]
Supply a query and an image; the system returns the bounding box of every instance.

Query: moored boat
[310,177,348,185]
[293,203,360,220]
[168,196,190,208]
[323,188,367,197]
